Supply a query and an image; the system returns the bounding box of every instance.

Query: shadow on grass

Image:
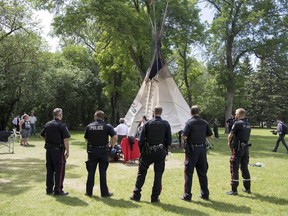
[121,161,139,167]
[0,158,45,195]
[70,139,86,150]
[54,195,89,206]
[142,201,209,216]
[194,199,251,214]
[0,158,82,195]
[23,144,36,148]
[93,197,140,208]
[243,192,288,205]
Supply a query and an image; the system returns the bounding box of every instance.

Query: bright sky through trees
[33,2,214,52]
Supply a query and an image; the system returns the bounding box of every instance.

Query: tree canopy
[1,0,288,131]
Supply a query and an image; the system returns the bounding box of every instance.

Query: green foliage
[206,0,288,126]
[247,59,288,125]
[0,0,43,129]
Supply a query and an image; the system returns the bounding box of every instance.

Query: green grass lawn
[1,128,287,216]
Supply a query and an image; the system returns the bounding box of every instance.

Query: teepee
[124,3,191,136]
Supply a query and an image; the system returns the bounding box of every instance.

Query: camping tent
[124,52,191,136]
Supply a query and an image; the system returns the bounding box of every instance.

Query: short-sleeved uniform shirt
[183,116,213,144]
[84,120,116,146]
[231,118,251,142]
[41,118,70,144]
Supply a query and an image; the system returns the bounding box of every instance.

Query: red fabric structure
[121,137,140,162]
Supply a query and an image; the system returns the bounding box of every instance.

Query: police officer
[226,115,235,133]
[40,108,70,195]
[227,108,251,195]
[181,105,213,201]
[130,106,172,203]
[84,110,117,197]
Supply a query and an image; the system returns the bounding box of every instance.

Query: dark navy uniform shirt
[231,118,251,143]
[84,120,116,146]
[40,118,70,145]
[183,116,213,144]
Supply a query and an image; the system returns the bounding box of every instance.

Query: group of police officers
[40,105,251,202]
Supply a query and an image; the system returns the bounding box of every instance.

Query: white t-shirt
[114,123,128,136]
[29,116,37,124]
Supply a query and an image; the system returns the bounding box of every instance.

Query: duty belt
[45,143,62,148]
[240,142,249,147]
[192,143,205,147]
[149,144,164,151]
[93,145,108,149]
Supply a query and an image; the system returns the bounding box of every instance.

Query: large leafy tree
[247,58,288,127]
[165,0,206,106]
[31,0,207,125]
[206,0,288,130]
[0,0,43,130]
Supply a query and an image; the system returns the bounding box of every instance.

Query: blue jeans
[30,123,36,136]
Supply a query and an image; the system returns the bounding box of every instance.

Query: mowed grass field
[1,128,288,216]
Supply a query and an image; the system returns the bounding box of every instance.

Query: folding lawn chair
[0,129,17,153]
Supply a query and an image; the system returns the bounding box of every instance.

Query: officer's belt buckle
[193,143,205,147]
[149,144,164,151]
[94,145,107,149]
[240,143,247,147]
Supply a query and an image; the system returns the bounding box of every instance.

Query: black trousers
[184,146,209,199]
[133,149,166,201]
[86,149,110,196]
[274,134,288,152]
[213,126,219,138]
[230,147,251,191]
[46,147,66,193]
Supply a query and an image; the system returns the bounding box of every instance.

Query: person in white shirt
[12,115,20,131]
[114,118,128,144]
[29,112,37,136]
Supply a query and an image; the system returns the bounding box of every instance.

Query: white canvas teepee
[124,55,191,136]
[124,3,191,136]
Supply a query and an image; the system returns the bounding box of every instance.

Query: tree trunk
[224,89,234,134]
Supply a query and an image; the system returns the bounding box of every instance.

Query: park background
[1,128,288,215]
[1,0,288,131]
[1,1,288,215]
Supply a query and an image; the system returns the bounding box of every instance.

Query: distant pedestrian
[12,115,20,131]
[29,111,37,136]
[19,114,31,146]
[226,115,235,133]
[213,118,219,138]
[272,117,288,154]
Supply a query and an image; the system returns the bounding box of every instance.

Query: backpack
[281,123,288,134]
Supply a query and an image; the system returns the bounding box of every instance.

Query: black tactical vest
[44,120,63,144]
[146,119,166,146]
